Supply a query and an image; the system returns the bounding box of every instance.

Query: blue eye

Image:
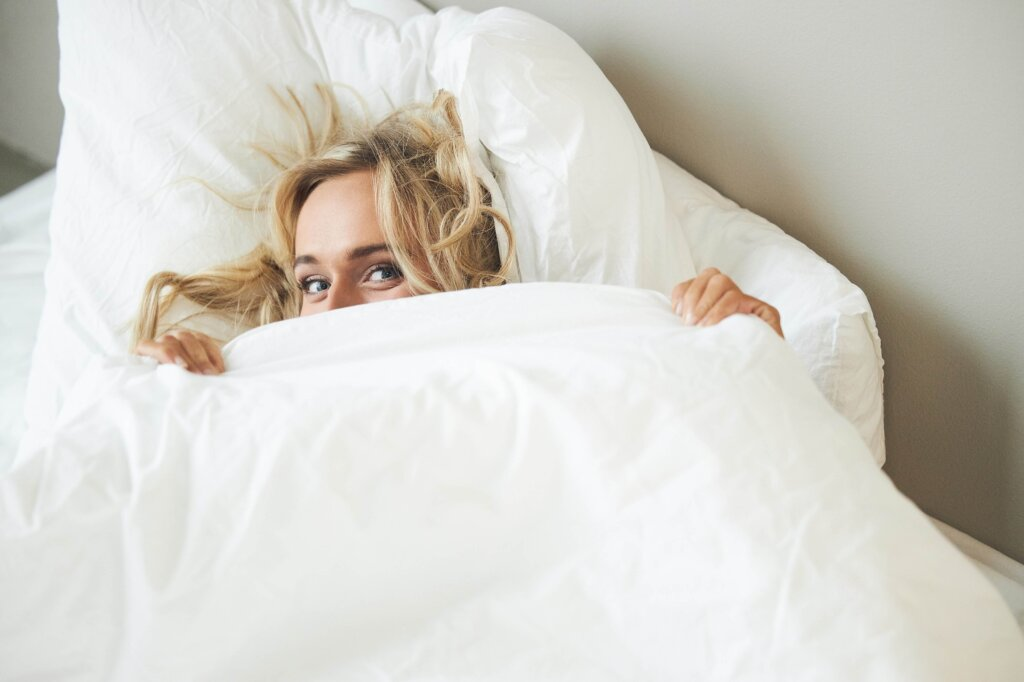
[367,264,402,283]
[300,277,329,295]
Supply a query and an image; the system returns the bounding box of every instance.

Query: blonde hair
[133,87,515,345]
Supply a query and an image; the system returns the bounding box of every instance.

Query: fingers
[175,331,222,375]
[134,336,185,368]
[202,335,226,373]
[134,330,225,374]
[670,267,784,338]
[691,272,737,326]
[671,267,727,324]
[738,297,784,338]
[696,288,744,327]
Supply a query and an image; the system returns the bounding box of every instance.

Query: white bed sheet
[934,518,1024,631]
[3,283,1023,680]
[0,171,54,472]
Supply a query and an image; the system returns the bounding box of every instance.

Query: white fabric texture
[23,0,694,445]
[0,171,54,471]
[932,518,1024,632]
[656,153,886,466]
[4,284,1022,679]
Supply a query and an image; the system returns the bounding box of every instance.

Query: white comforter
[2,283,1022,680]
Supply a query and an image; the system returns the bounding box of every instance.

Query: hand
[671,267,783,338]
[135,329,226,375]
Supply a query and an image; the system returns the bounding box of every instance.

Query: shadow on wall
[877,295,1018,560]
[0,143,50,195]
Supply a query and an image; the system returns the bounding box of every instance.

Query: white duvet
[3,283,1022,680]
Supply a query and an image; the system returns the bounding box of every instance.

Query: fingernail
[174,357,188,368]
[674,301,684,316]
[684,312,695,325]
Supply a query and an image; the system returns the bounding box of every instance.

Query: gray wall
[0,0,62,165]
[427,0,1024,562]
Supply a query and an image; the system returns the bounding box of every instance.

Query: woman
[134,89,781,375]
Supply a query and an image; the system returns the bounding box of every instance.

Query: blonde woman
[134,89,782,374]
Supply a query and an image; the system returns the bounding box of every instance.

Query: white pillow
[431,12,694,292]
[24,1,695,443]
[655,152,886,466]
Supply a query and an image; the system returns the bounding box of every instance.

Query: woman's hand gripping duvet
[671,267,784,338]
[135,329,226,375]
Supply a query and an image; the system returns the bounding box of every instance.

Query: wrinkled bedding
[0,171,53,469]
[3,283,1022,680]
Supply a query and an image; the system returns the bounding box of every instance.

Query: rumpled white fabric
[3,283,1022,680]
[0,171,53,471]
[656,153,886,466]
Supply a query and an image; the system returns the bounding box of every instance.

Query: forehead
[294,170,381,256]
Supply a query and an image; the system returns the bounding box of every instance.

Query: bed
[1,1,1022,679]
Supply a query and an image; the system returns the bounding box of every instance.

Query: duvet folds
[3,283,1023,680]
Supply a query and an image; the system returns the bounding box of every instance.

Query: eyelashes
[298,276,329,295]
[296,263,404,296]
[366,263,402,283]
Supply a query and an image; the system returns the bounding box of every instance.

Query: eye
[299,276,330,295]
[366,263,403,284]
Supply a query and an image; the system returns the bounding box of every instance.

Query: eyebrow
[293,243,391,269]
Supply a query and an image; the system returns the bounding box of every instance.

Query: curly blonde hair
[133,87,515,344]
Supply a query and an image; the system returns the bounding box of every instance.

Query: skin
[670,267,783,339]
[291,171,413,315]
[135,170,782,374]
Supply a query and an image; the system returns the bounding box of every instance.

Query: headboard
[426,0,1024,563]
